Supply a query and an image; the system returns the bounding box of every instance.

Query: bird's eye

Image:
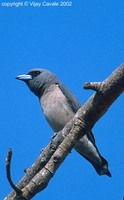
[27,70,42,78]
[32,71,41,77]
[36,71,40,75]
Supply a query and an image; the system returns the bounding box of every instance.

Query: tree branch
[5,64,124,200]
[6,148,22,196]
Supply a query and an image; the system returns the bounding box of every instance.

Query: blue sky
[1,1,124,199]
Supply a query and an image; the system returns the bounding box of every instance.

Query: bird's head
[15,69,60,97]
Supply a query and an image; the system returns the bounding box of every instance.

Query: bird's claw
[51,132,57,140]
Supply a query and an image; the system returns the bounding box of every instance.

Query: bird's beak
[15,74,32,81]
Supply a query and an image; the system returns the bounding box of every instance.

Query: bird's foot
[51,132,57,141]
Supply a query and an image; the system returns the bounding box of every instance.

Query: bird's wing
[58,83,111,177]
[59,83,97,145]
[87,130,96,145]
[59,83,96,144]
[58,82,82,113]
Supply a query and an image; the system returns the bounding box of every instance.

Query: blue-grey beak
[15,74,32,81]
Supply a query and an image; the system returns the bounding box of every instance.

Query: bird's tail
[91,155,112,177]
[74,131,112,177]
[76,150,112,177]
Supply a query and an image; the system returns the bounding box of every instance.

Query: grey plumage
[16,69,111,177]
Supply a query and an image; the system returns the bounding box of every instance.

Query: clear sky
[1,1,124,199]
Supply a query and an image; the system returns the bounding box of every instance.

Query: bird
[15,68,111,177]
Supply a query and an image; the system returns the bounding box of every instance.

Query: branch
[84,82,102,92]
[5,64,124,199]
[6,149,24,198]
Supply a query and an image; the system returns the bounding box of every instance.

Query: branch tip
[6,148,22,196]
[84,82,102,92]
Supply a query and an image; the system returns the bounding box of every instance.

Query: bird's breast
[40,84,75,132]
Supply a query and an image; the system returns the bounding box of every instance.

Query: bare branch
[6,148,23,196]
[5,64,124,200]
[84,82,102,92]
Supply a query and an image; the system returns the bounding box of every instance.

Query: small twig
[84,82,102,92]
[6,148,22,196]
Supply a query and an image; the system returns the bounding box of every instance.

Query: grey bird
[16,69,111,177]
